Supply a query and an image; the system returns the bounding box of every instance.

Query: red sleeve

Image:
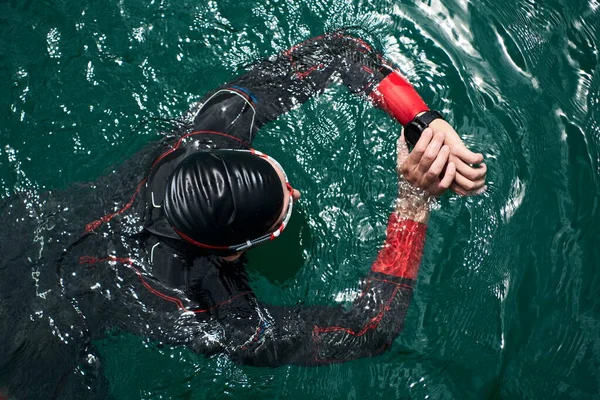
[369,71,429,126]
[370,213,427,279]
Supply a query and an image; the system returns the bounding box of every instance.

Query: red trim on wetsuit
[84,178,147,233]
[295,63,325,80]
[369,71,429,126]
[370,214,427,279]
[310,275,413,364]
[313,284,401,337]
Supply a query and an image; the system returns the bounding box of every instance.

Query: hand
[397,128,457,197]
[428,118,486,195]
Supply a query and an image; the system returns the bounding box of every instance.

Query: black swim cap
[163,150,285,249]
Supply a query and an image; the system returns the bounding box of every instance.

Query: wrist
[428,119,460,141]
[395,182,432,224]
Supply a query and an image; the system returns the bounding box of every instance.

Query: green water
[1,0,599,398]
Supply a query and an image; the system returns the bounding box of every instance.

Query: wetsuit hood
[163,150,284,249]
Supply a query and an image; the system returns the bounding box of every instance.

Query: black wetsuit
[0,32,426,399]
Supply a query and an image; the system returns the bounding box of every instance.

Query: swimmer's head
[163,149,299,257]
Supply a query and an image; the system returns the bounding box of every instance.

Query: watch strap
[404,110,444,147]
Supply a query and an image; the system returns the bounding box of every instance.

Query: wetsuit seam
[311,284,403,363]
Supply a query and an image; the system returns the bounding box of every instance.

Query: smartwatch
[404,110,444,147]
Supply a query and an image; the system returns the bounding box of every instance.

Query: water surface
[1,0,599,398]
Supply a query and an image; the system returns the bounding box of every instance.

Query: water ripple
[1,0,600,398]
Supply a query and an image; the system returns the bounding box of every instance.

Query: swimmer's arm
[242,131,454,366]
[223,31,391,129]
[221,31,419,128]
[370,127,455,278]
[225,32,485,194]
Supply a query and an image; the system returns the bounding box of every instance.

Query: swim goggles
[174,148,295,252]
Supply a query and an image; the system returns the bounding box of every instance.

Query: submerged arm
[201,128,455,367]
[209,217,427,366]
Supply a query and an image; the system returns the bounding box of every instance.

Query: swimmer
[103,30,486,364]
[0,30,486,398]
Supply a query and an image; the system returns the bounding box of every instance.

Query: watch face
[404,111,442,147]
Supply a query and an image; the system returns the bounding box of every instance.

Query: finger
[427,145,450,180]
[452,157,487,181]
[452,182,487,196]
[418,130,445,172]
[438,161,456,190]
[410,128,433,160]
[450,182,467,196]
[453,145,484,165]
[454,172,486,194]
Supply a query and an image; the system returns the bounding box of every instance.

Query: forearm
[220,31,430,131]
[217,279,414,366]
[247,195,430,366]
[370,185,429,279]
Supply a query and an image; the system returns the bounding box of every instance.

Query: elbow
[310,321,406,363]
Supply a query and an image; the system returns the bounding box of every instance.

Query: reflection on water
[1,0,599,398]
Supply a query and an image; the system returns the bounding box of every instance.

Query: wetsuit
[76,31,430,366]
[0,31,430,399]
